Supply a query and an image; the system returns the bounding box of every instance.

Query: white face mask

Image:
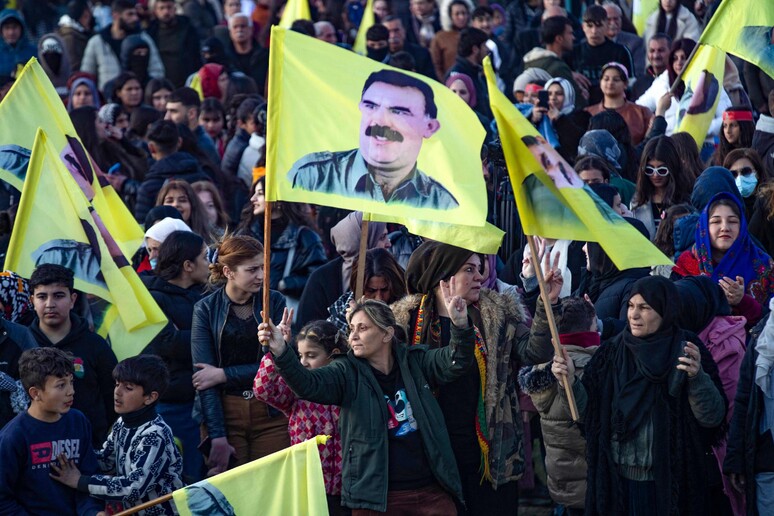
[735,172,758,198]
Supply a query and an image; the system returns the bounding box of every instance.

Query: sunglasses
[644,165,669,177]
[731,166,755,177]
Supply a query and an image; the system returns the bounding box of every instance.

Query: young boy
[0,347,103,514]
[51,355,184,515]
[29,264,118,447]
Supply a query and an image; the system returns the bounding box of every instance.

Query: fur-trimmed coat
[518,300,598,509]
[391,288,553,488]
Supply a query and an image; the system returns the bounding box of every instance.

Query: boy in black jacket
[28,264,118,447]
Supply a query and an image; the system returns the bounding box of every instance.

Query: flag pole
[262,201,273,352]
[113,493,173,515]
[354,214,370,300]
[526,234,579,421]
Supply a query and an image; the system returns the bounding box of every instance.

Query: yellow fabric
[279,0,312,29]
[632,0,659,36]
[353,0,375,55]
[675,44,726,148]
[373,214,504,254]
[5,130,167,361]
[484,59,671,270]
[189,72,204,100]
[266,27,488,228]
[173,436,330,516]
[0,59,144,259]
[699,0,774,82]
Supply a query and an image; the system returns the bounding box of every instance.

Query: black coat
[134,151,211,223]
[294,256,344,331]
[29,314,118,447]
[147,15,202,87]
[141,276,204,404]
[398,42,438,82]
[724,316,773,515]
[0,319,37,429]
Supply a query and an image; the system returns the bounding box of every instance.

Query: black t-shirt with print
[371,359,434,491]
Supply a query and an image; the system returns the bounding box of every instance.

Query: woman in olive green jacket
[258,294,475,514]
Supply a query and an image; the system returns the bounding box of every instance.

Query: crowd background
[0,0,773,515]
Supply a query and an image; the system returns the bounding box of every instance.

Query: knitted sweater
[253,354,342,495]
[79,410,184,515]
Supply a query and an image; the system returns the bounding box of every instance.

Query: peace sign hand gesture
[440,276,469,329]
[258,309,289,356]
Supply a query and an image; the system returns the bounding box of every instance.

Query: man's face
[471,14,492,36]
[603,5,621,38]
[383,20,405,53]
[471,43,489,65]
[32,284,76,330]
[154,1,176,24]
[410,0,434,18]
[648,37,669,71]
[316,24,337,43]
[358,81,440,173]
[1,20,21,45]
[165,101,189,125]
[450,5,469,30]
[230,16,253,44]
[559,23,574,51]
[117,8,140,32]
[583,21,606,46]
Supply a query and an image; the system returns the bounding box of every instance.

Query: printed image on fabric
[386,387,418,437]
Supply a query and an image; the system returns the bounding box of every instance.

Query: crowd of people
[0,0,773,515]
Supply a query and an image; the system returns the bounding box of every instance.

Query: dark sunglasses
[731,166,755,177]
[644,165,669,177]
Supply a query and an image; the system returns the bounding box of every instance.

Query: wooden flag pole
[354,216,370,300]
[526,234,579,421]
[262,201,273,351]
[114,493,173,515]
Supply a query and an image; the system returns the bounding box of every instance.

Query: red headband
[525,84,543,93]
[723,110,753,122]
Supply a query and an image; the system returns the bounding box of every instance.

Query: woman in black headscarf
[553,276,728,515]
[392,241,553,515]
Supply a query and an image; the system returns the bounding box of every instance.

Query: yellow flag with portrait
[266,27,488,228]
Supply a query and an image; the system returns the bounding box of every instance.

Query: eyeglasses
[731,166,755,177]
[644,165,669,177]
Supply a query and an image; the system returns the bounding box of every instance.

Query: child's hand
[49,452,82,489]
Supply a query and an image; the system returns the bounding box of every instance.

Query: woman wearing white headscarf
[541,77,590,163]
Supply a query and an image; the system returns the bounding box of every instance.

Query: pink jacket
[253,354,342,495]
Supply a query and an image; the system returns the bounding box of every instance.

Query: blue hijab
[695,191,774,305]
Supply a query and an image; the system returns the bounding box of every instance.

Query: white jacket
[642,5,702,47]
[635,70,731,143]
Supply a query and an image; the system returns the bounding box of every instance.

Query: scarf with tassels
[411,294,493,483]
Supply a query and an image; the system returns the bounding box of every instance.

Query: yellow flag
[675,44,726,148]
[699,0,774,81]
[0,59,144,259]
[267,27,488,228]
[353,0,375,55]
[484,59,671,270]
[173,436,329,515]
[279,0,312,29]
[372,214,504,254]
[6,130,167,361]
[632,0,658,36]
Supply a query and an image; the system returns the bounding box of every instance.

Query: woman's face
[450,79,471,105]
[709,204,741,255]
[660,0,677,13]
[348,310,392,360]
[672,49,687,75]
[217,72,230,100]
[114,112,130,134]
[197,190,218,225]
[364,275,391,302]
[71,84,94,109]
[578,167,606,185]
[373,0,390,20]
[151,87,171,112]
[547,83,565,110]
[298,339,333,369]
[251,182,265,216]
[189,244,210,284]
[645,158,670,190]
[723,120,740,145]
[375,227,391,249]
[146,237,162,262]
[224,0,241,17]
[600,69,626,98]
[446,254,484,305]
[729,157,757,179]
[613,193,627,216]
[162,188,192,222]
[225,255,264,293]
[117,79,143,108]
[199,110,224,138]
[627,293,663,337]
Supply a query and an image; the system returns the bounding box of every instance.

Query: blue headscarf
[695,191,774,305]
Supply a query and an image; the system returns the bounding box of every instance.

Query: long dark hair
[669,131,703,186]
[156,231,205,281]
[713,107,756,166]
[634,136,690,206]
[349,248,407,303]
[655,0,681,41]
[668,38,696,98]
[69,106,109,171]
[236,177,319,235]
[588,110,638,182]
